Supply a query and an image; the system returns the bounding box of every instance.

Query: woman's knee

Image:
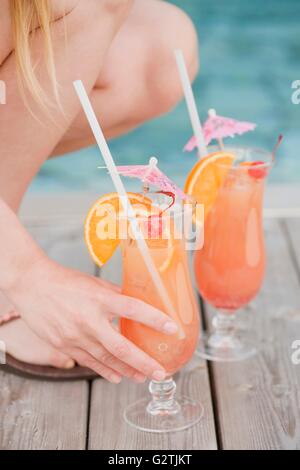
[102,0,134,16]
[145,4,199,117]
[70,0,133,29]
[89,1,199,128]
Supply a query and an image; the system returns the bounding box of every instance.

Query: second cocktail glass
[195,147,272,362]
[120,193,203,432]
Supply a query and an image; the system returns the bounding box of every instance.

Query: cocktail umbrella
[185,109,256,153]
[116,157,187,200]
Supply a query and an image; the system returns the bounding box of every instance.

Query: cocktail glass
[195,147,272,362]
[120,192,203,432]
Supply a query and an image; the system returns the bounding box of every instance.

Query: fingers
[72,349,122,384]
[100,327,166,381]
[48,350,75,370]
[104,293,178,335]
[86,342,147,383]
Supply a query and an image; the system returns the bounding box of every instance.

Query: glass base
[196,332,257,362]
[124,396,204,433]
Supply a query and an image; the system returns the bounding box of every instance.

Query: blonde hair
[11,0,60,114]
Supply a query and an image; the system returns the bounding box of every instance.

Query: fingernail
[64,359,75,369]
[163,321,178,334]
[133,373,147,384]
[152,370,166,381]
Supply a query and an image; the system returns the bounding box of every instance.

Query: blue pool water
[30,0,300,194]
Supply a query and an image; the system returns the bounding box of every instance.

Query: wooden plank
[88,356,217,450]
[284,218,300,277]
[0,372,88,450]
[204,219,300,449]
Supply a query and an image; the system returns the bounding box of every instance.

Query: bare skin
[0,0,198,380]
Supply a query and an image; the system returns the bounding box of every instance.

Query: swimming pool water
[30,0,300,194]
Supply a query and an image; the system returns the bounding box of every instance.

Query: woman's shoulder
[0,0,80,65]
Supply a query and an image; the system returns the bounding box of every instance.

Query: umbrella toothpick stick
[208,109,225,151]
[218,139,225,151]
[142,157,158,193]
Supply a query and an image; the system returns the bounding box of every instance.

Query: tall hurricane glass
[120,193,203,432]
[195,147,272,362]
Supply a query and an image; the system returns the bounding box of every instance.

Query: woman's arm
[0,197,177,382]
[0,0,178,382]
[0,198,44,292]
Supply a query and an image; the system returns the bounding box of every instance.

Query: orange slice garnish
[184,152,235,220]
[84,192,152,267]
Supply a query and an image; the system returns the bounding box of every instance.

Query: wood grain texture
[284,218,300,279]
[203,219,300,449]
[0,372,88,450]
[88,356,217,450]
[4,214,299,449]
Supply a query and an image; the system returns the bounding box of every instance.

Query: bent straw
[73,80,185,339]
[174,49,208,158]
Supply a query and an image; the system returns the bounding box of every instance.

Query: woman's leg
[52,0,199,155]
[1,0,198,206]
[0,0,134,211]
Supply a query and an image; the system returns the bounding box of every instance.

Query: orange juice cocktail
[187,147,272,362]
[120,192,203,432]
[121,236,199,376]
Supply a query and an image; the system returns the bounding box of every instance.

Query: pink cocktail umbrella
[116,157,187,200]
[185,109,256,153]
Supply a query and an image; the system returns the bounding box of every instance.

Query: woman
[0,0,198,383]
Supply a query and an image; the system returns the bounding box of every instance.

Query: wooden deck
[1,209,300,450]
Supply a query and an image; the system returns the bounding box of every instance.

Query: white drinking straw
[174,49,208,158]
[73,80,185,339]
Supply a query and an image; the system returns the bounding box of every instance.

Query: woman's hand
[5,256,178,383]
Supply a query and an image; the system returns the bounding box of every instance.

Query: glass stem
[208,310,239,350]
[147,378,181,416]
